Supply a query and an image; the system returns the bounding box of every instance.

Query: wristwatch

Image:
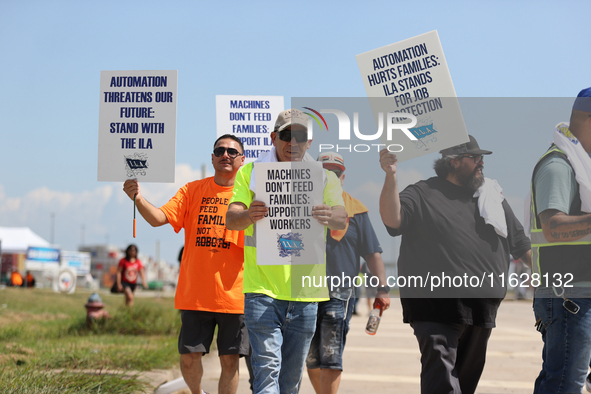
[376,285,391,294]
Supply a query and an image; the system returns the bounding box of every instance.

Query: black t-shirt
[386,177,531,328]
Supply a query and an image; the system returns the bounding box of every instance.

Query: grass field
[0,287,181,393]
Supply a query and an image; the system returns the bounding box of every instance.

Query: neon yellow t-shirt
[230,162,344,301]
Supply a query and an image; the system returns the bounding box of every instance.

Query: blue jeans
[306,288,354,370]
[533,290,591,394]
[244,293,318,394]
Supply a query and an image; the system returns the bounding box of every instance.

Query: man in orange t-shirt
[123,134,247,394]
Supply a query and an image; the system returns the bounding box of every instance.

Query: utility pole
[155,240,161,280]
[50,212,55,245]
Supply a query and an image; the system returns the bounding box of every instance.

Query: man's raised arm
[379,150,402,230]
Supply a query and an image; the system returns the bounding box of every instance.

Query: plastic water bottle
[365,306,382,335]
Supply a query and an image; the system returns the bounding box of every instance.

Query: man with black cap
[226,109,347,394]
[529,88,591,394]
[379,135,531,394]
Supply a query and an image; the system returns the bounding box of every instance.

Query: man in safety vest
[226,109,347,394]
[530,87,591,394]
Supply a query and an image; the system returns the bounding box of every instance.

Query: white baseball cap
[317,151,345,171]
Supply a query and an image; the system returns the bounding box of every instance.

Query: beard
[454,164,484,192]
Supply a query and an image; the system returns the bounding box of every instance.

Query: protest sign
[25,246,60,271]
[54,267,77,294]
[356,30,468,161]
[216,95,283,163]
[60,251,91,276]
[254,161,325,266]
[98,70,177,182]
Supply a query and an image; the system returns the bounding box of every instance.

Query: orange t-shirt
[160,177,244,313]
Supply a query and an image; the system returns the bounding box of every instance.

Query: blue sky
[1,1,590,265]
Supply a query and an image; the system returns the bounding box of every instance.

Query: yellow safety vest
[529,145,591,280]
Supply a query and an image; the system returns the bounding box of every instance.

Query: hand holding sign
[311,204,333,226]
[122,179,169,228]
[123,179,141,202]
[379,149,398,175]
[249,200,269,223]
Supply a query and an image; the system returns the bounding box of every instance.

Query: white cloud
[0,164,210,265]
[0,186,21,214]
[0,185,113,226]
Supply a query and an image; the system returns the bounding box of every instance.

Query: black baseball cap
[440,135,492,157]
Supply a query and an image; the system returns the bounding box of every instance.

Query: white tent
[0,227,50,254]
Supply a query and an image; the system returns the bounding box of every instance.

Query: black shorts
[122,282,136,292]
[178,310,249,356]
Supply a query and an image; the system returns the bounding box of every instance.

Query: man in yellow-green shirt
[227,108,346,394]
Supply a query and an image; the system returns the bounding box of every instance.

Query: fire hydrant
[85,293,111,326]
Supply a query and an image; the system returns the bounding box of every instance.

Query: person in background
[8,270,23,287]
[306,151,390,394]
[25,270,35,288]
[116,244,147,307]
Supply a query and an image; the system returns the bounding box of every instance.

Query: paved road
[196,298,543,394]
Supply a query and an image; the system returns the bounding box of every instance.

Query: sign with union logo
[254,161,325,266]
[97,70,178,182]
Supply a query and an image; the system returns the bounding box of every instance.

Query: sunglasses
[213,147,243,159]
[460,154,483,164]
[277,129,308,143]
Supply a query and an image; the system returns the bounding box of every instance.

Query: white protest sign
[216,95,284,163]
[254,161,325,266]
[356,31,468,161]
[60,251,91,276]
[98,70,177,182]
[25,246,61,272]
